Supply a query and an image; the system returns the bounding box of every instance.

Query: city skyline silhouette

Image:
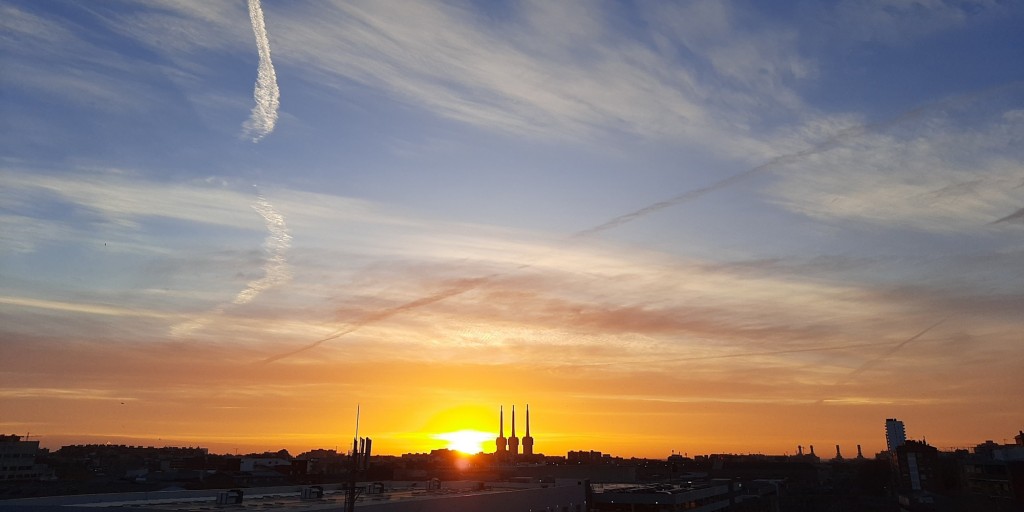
[2,1,1023,464]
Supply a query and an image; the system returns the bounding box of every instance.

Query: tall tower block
[508,405,520,457]
[522,404,534,457]
[885,418,906,453]
[495,406,507,456]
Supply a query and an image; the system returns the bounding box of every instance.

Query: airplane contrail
[990,206,1024,225]
[235,196,292,304]
[832,317,948,386]
[258,84,1015,363]
[255,120,897,363]
[173,196,290,337]
[242,0,280,142]
[256,140,850,363]
[259,276,491,364]
[564,339,909,369]
[813,317,948,405]
[569,83,1013,239]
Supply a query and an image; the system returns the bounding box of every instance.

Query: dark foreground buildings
[2,422,1023,511]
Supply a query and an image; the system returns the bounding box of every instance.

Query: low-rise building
[0,435,45,482]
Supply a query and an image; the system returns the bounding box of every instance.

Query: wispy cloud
[0,5,170,114]
[260,1,828,161]
[832,0,1009,45]
[767,88,1024,232]
[0,296,178,319]
[0,388,136,402]
[251,85,1019,363]
[1,168,260,231]
[241,0,279,142]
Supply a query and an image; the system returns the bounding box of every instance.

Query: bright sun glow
[434,430,493,454]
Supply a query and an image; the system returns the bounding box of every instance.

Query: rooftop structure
[591,481,735,511]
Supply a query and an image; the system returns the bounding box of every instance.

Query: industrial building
[495,405,536,463]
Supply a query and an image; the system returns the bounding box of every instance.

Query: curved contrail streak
[242,0,280,142]
[173,196,291,337]
[235,196,292,305]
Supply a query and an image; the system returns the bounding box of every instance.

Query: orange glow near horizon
[434,430,494,454]
[5,337,1021,460]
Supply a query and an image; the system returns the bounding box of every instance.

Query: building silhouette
[0,434,45,482]
[522,404,534,457]
[495,405,535,463]
[508,406,520,458]
[495,406,507,457]
[899,441,938,491]
[886,418,906,453]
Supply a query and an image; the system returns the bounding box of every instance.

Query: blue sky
[2,0,1023,455]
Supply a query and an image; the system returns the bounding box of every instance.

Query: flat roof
[1,482,562,511]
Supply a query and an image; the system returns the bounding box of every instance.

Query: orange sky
[3,326,1019,459]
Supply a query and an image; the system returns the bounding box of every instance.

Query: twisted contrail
[173,196,290,337]
[235,196,292,304]
[242,0,280,142]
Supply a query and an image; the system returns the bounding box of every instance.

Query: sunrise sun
[435,429,493,454]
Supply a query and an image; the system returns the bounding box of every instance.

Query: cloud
[831,0,1008,45]
[0,296,178,319]
[259,0,834,162]
[767,89,1024,232]
[241,0,280,142]
[0,388,136,402]
[0,5,172,114]
[1,168,259,231]
[251,84,1023,364]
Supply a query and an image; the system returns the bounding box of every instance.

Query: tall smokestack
[508,405,520,458]
[495,406,507,457]
[522,404,534,457]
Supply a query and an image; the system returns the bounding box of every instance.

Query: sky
[1,0,1023,459]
